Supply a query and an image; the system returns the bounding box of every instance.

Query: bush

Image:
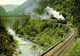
[30,32,37,37]
[77,25,80,37]
[67,39,80,56]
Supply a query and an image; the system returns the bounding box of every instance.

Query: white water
[7,27,43,56]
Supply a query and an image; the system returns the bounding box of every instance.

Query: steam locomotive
[51,17,66,24]
[41,18,66,24]
[57,19,66,24]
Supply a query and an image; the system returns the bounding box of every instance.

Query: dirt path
[42,28,77,56]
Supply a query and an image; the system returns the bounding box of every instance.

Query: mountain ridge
[1,5,19,12]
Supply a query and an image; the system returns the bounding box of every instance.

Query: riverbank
[7,27,43,56]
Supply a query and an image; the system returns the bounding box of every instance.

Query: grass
[67,38,80,56]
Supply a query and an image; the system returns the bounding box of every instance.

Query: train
[57,19,66,24]
[41,18,66,24]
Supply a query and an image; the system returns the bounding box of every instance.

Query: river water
[7,27,43,56]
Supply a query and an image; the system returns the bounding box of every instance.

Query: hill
[13,0,39,15]
[0,17,15,56]
[1,5,19,12]
[0,6,7,15]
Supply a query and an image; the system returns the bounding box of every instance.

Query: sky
[0,0,27,5]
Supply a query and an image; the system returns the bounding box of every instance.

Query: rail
[41,28,76,56]
[52,30,76,56]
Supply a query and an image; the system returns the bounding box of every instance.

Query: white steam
[37,6,65,20]
[24,0,39,18]
[46,6,65,20]
[40,14,50,20]
[22,0,65,20]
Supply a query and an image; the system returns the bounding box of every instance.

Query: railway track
[41,28,77,56]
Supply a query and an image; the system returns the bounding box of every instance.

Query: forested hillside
[12,0,80,52]
[0,6,15,56]
[1,5,19,12]
[13,18,70,50]
[0,18,16,56]
[0,6,7,15]
[12,0,80,26]
[12,0,39,15]
[0,0,80,56]
[35,0,74,22]
[12,0,80,39]
[35,0,80,37]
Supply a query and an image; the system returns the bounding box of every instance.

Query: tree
[0,18,15,56]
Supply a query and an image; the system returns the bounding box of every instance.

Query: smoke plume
[24,0,39,18]
[46,6,65,20]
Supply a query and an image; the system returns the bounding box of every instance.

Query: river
[7,27,43,56]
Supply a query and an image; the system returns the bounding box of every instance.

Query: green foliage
[30,37,36,41]
[77,25,80,37]
[16,19,54,37]
[0,18,6,31]
[35,0,80,28]
[13,39,18,44]
[12,0,79,51]
[67,39,80,56]
[34,0,54,15]
[14,18,69,50]
[0,7,15,55]
[1,0,80,55]
[35,23,67,50]
[0,18,15,56]
[35,0,75,22]
[72,0,80,26]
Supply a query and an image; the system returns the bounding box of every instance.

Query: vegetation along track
[41,28,77,56]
